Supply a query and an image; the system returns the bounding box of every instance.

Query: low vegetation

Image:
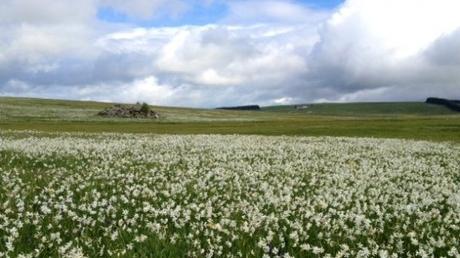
[1,97,460,142]
[1,132,459,257]
[98,103,160,119]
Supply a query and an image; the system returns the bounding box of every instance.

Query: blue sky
[97,0,345,27]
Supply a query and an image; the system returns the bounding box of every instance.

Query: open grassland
[1,97,460,142]
[1,98,459,257]
[262,102,458,116]
[0,97,283,122]
[1,132,460,257]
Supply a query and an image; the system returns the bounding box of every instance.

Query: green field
[2,134,459,257]
[1,97,459,142]
[2,97,460,257]
[262,102,458,116]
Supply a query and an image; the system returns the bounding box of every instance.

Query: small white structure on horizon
[295,105,309,110]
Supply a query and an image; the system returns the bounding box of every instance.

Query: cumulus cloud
[1,0,460,107]
[308,0,460,102]
[1,22,316,106]
[153,25,311,86]
[0,0,96,25]
[425,28,460,67]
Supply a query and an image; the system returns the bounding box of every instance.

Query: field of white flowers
[0,132,459,258]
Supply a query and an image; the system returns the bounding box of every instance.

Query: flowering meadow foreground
[0,132,460,258]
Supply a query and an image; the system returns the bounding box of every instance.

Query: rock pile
[98,104,160,119]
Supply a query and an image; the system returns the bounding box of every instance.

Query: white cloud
[76,76,177,104]
[0,0,96,25]
[274,97,295,105]
[154,25,312,88]
[196,69,244,86]
[1,0,460,107]
[307,0,460,102]
[325,0,460,59]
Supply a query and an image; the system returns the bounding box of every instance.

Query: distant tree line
[216,105,261,111]
[426,97,460,112]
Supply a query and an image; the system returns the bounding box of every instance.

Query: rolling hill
[0,96,459,142]
[262,102,458,116]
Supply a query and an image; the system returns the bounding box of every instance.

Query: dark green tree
[140,102,150,114]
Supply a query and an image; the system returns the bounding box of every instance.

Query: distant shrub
[140,102,150,114]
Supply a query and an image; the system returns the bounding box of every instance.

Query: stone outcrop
[98,104,160,119]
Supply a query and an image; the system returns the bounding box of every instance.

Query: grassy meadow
[1,97,460,257]
[1,97,459,142]
[1,133,460,257]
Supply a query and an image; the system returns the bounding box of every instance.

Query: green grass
[1,134,459,257]
[1,97,459,143]
[263,102,458,116]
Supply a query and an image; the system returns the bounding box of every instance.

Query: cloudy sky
[1,0,459,107]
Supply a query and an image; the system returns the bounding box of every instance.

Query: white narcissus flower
[0,132,459,257]
[135,234,147,243]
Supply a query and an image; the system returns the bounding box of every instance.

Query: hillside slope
[263,102,458,116]
[1,97,459,142]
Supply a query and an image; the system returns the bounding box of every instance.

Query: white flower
[312,246,324,255]
[1,132,459,257]
[135,234,148,243]
[63,247,87,258]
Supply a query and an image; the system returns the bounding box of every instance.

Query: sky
[1,0,460,107]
